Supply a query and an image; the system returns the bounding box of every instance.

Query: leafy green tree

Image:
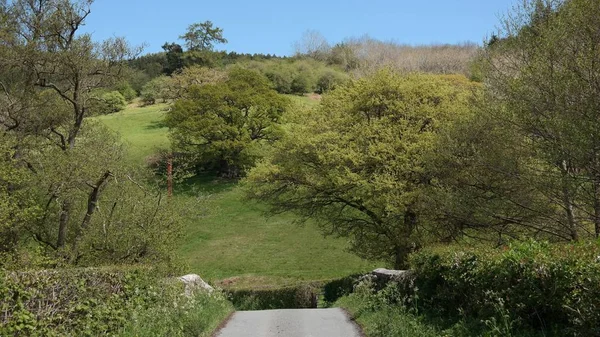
[0,0,182,266]
[244,70,477,268]
[477,0,600,240]
[316,69,349,94]
[161,42,184,75]
[114,81,137,102]
[0,133,39,256]
[180,21,227,51]
[89,91,126,115]
[166,68,289,177]
[140,76,172,105]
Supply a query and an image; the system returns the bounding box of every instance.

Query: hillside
[98,99,377,289]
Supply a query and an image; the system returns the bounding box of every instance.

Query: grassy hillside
[96,103,170,163]
[99,99,377,289]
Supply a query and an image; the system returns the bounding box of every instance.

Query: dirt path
[214,308,362,337]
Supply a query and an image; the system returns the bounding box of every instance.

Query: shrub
[140,76,172,105]
[114,82,137,102]
[408,241,600,336]
[315,70,348,93]
[290,73,311,94]
[102,91,127,113]
[0,267,232,337]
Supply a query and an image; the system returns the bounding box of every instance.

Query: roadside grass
[336,295,442,337]
[99,97,377,290]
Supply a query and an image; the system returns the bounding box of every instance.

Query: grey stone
[178,274,214,296]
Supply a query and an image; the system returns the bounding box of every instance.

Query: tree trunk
[393,246,409,270]
[57,200,71,248]
[561,160,578,241]
[70,171,112,263]
[392,209,418,269]
[594,181,600,239]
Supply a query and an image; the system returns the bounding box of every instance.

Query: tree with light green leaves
[166,68,289,177]
[474,0,600,240]
[244,70,477,268]
[0,0,182,267]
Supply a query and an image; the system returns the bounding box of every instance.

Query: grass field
[99,99,377,289]
[96,103,171,163]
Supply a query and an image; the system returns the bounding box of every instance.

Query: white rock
[372,268,407,277]
[178,274,214,296]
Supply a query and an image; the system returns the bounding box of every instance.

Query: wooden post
[167,154,173,197]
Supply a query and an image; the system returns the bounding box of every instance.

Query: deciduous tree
[166,68,289,177]
[244,70,477,267]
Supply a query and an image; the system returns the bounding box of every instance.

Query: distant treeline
[124,33,480,98]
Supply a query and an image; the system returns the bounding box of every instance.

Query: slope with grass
[99,98,377,290]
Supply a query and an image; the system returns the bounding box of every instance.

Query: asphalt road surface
[215,308,362,337]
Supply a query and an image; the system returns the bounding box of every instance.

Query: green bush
[336,279,441,337]
[409,241,600,336]
[102,91,127,113]
[0,267,232,337]
[239,58,345,95]
[316,70,349,93]
[114,82,137,102]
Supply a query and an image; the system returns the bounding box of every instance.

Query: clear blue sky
[80,0,517,56]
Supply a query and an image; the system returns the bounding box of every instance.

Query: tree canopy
[244,70,478,267]
[166,68,289,177]
[180,21,227,51]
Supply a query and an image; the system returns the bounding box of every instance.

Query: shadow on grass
[144,119,168,130]
[173,173,238,196]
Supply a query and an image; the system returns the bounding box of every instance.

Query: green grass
[96,103,170,163]
[336,295,442,337]
[283,93,321,110]
[99,98,377,289]
[119,291,233,337]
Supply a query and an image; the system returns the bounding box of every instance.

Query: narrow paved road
[215,308,362,337]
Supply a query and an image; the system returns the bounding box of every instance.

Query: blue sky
[80,0,516,56]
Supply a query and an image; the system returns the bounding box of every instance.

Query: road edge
[211,311,236,337]
[340,307,367,337]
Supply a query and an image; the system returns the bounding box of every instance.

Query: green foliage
[119,288,233,337]
[473,0,600,240]
[408,241,600,336]
[336,281,441,337]
[161,43,184,75]
[321,274,362,305]
[166,68,289,177]
[244,70,477,268]
[99,103,377,289]
[227,283,319,310]
[180,21,227,51]
[240,58,346,95]
[316,69,349,93]
[0,267,232,337]
[114,81,137,102]
[0,134,40,256]
[100,91,127,114]
[141,76,172,105]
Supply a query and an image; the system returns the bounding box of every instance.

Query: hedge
[408,241,600,336]
[0,266,232,336]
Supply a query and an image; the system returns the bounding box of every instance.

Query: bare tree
[293,29,331,61]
